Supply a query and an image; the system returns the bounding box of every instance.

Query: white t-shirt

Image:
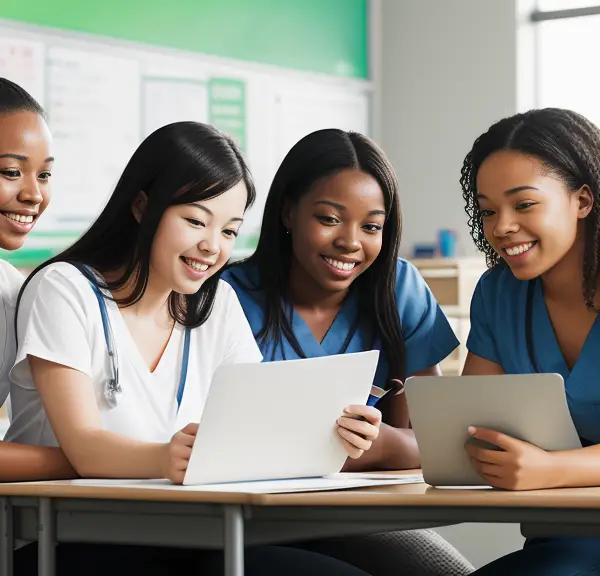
[0,259,24,409]
[5,262,262,447]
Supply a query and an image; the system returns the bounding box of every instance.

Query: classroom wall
[380,0,519,258]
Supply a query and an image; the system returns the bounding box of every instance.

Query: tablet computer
[404,374,581,487]
[183,350,379,485]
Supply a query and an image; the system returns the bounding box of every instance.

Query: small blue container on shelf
[438,229,457,258]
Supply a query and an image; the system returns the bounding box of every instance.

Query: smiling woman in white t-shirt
[9,121,374,576]
[0,78,76,483]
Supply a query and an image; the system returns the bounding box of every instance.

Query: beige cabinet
[410,257,488,375]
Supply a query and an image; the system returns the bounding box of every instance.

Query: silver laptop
[404,374,581,487]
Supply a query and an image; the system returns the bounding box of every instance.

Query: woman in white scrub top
[0,77,75,482]
[9,121,376,576]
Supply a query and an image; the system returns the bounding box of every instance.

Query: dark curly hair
[460,107,600,310]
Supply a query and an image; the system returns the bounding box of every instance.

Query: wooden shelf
[410,257,487,374]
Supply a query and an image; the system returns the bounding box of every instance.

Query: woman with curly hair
[461,108,600,575]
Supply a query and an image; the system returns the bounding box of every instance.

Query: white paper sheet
[70,473,424,494]
[330,473,424,481]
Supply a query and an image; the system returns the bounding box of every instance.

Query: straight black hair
[229,128,406,383]
[0,77,45,118]
[19,121,255,328]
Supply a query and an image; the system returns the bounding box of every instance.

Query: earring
[286,229,291,235]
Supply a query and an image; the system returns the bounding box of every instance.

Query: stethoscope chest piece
[104,377,122,407]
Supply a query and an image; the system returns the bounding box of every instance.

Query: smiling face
[0,111,53,250]
[140,180,248,295]
[476,150,593,280]
[283,169,386,296]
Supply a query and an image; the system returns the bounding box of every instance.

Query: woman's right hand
[336,405,382,459]
[161,423,198,484]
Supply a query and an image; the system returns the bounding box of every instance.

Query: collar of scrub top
[282,291,362,361]
[79,264,191,412]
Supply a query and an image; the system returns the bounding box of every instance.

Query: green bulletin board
[0,0,368,79]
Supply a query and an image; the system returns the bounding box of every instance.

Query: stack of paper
[70,473,424,494]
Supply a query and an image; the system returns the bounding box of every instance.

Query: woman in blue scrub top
[461,108,600,575]
[222,129,474,576]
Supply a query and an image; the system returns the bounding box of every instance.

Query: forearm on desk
[550,444,600,488]
[28,357,168,479]
[342,423,420,472]
[65,429,166,479]
[0,442,78,481]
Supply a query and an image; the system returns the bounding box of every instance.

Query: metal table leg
[224,505,244,576]
[38,498,55,576]
[0,497,13,576]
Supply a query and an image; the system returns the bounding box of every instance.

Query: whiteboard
[275,88,369,162]
[0,20,371,259]
[43,47,140,233]
[143,77,208,138]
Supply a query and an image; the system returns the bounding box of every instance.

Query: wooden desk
[2,471,600,576]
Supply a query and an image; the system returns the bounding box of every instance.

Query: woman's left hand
[465,426,559,490]
[337,405,382,459]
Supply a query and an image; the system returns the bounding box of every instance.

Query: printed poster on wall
[0,37,45,105]
[142,76,208,138]
[208,78,246,153]
[44,47,140,235]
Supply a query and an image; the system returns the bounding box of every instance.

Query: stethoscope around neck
[79,265,191,411]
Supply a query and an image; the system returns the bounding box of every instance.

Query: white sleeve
[11,266,94,384]
[220,283,263,365]
[0,260,24,298]
[0,261,23,407]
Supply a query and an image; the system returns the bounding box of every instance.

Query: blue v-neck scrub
[222,258,459,387]
[467,265,600,576]
[468,266,600,446]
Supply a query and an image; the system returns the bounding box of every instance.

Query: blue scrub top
[468,265,600,445]
[221,258,459,390]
